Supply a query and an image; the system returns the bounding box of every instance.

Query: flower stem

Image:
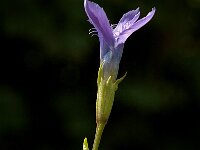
[92,123,106,150]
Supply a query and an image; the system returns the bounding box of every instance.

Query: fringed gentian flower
[83,1,155,150]
[84,0,155,82]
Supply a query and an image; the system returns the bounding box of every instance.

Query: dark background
[0,0,200,149]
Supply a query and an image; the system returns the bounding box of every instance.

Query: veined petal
[84,0,114,47]
[113,8,140,37]
[115,7,156,45]
[119,7,140,23]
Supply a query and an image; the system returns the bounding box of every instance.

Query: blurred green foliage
[0,0,200,149]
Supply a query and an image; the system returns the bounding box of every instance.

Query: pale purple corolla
[84,0,155,81]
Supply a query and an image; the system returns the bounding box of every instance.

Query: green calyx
[96,63,126,125]
[83,63,126,150]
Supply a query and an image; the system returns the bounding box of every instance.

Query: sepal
[97,63,103,86]
[96,63,126,125]
[114,72,127,91]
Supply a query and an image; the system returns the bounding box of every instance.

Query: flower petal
[114,8,140,30]
[113,8,140,39]
[84,0,114,47]
[115,7,156,45]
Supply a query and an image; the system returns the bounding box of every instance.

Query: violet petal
[115,7,156,45]
[113,8,140,40]
[117,7,140,27]
[84,0,114,48]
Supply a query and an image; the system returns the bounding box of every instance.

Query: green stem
[92,123,106,150]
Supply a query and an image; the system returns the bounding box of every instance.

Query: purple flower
[84,0,155,81]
